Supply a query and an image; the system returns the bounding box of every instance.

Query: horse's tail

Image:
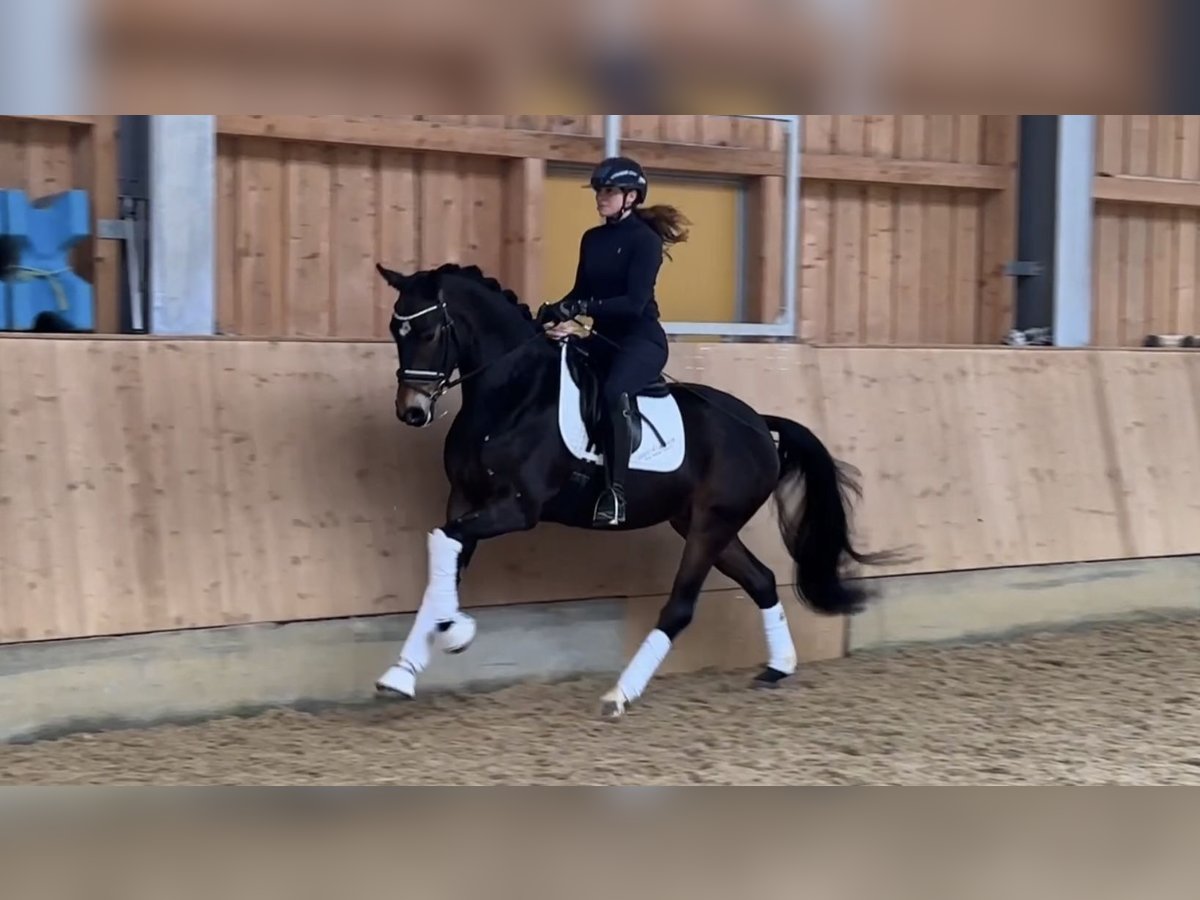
[761,415,902,616]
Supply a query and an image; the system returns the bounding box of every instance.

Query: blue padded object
[0,189,94,331]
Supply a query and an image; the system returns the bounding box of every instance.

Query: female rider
[539,156,690,528]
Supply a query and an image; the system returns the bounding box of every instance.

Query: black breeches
[596,334,668,409]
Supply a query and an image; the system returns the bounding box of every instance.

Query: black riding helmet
[587,156,648,206]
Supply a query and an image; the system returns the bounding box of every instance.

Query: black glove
[539,297,590,324]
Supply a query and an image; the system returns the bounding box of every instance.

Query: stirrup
[593,487,626,526]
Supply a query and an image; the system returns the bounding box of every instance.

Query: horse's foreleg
[375,527,470,698]
[375,495,539,700]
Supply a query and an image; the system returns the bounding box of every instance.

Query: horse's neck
[455,305,548,411]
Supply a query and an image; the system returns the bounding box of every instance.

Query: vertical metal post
[1052,115,1096,347]
[148,115,217,335]
[781,116,802,333]
[604,116,622,158]
[1013,115,1058,333]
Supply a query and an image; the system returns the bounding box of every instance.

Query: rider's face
[595,186,629,218]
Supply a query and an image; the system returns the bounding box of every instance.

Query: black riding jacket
[561,213,665,342]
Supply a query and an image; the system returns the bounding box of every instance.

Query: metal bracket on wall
[96,197,147,332]
[1003,260,1045,278]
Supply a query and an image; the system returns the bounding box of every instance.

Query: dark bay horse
[373,262,897,718]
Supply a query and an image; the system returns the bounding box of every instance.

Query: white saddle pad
[556,343,685,474]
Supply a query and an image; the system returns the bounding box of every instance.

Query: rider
[539,156,690,527]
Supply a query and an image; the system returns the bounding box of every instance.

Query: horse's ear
[376,263,408,290]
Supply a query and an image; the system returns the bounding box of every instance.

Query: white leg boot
[601,629,672,719]
[376,528,471,698]
[761,602,797,675]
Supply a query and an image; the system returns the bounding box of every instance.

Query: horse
[372,261,898,719]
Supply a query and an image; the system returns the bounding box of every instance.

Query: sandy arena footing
[4,615,1200,785]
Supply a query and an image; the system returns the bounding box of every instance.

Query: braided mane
[426,262,534,323]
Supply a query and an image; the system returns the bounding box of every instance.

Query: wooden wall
[794,115,1016,345]
[2,335,1198,645]
[11,114,1200,347]
[0,116,121,332]
[213,115,1019,346]
[1092,115,1200,346]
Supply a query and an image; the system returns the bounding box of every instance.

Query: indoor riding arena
[3,114,1200,785]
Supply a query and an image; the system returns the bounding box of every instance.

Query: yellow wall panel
[542,167,741,323]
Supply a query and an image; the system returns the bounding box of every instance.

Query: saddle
[564,343,669,456]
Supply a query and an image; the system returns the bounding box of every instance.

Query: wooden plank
[376,149,420,335]
[660,115,697,144]
[0,119,29,185]
[863,116,897,344]
[698,115,734,147]
[0,115,94,127]
[418,152,460,268]
[461,157,506,279]
[1150,118,1179,334]
[830,117,866,342]
[922,116,956,345]
[1122,118,1152,344]
[893,117,928,344]
[951,116,982,344]
[329,145,378,338]
[1094,352,1200,557]
[1178,119,1200,334]
[215,137,239,334]
[816,347,1132,572]
[751,122,786,325]
[234,141,284,336]
[625,116,660,142]
[283,142,333,337]
[799,116,833,342]
[501,158,544,302]
[1092,116,1126,346]
[746,176,784,325]
[977,116,1019,343]
[1092,173,1200,209]
[217,115,1010,189]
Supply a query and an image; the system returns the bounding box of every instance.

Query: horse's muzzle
[398,406,432,427]
[396,386,434,427]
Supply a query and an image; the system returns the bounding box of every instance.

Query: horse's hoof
[599,689,628,720]
[752,666,793,689]
[375,664,417,700]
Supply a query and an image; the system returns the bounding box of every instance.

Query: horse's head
[377,262,460,427]
[377,261,539,427]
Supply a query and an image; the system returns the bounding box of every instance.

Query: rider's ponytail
[635,205,691,259]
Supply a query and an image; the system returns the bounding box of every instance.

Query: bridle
[392,295,458,403]
[391,291,547,405]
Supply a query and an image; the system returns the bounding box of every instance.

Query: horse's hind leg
[600,516,736,719]
[711,537,797,687]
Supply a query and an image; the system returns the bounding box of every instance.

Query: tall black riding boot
[594,392,633,527]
